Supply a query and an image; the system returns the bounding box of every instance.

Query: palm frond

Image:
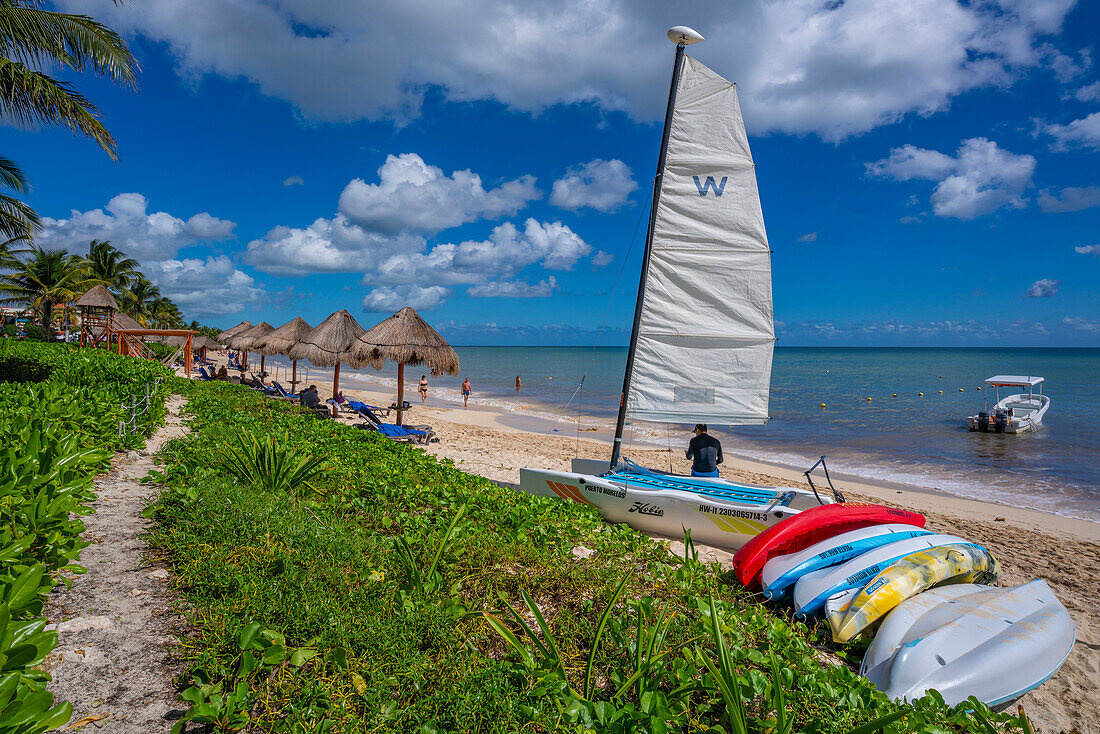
[0,154,30,192]
[0,4,138,85]
[0,58,117,158]
[0,192,39,238]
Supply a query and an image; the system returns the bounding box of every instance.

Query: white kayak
[761,524,931,601]
[792,533,971,616]
[862,580,1075,707]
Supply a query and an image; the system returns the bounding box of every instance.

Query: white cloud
[467,276,558,298]
[362,285,449,312]
[369,219,591,287]
[1075,244,1099,256]
[1044,111,1100,151]
[591,250,614,268]
[1038,186,1100,213]
[61,0,1077,140]
[1063,316,1100,332]
[1023,278,1060,297]
[1076,81,1100,101]
[796,232,819,243]
[283,175,304,186]
[868,138,1035,220]
[245,215,426,276]
[35,194,254,317]
[145,255,264,316]
[337,153,540,234]
[550,159,636,212]
[37,193,236,260]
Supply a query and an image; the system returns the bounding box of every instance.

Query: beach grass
[145,376,1037,733]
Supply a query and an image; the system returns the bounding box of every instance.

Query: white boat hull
[518,463,830,550]
[967,393,1049,433]
[862,581,1075,707]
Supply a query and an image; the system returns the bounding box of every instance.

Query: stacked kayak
[734,503,1075,708]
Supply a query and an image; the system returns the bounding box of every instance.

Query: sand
[209,356,1100,733]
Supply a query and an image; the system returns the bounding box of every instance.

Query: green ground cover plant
[0,343,170,733]
[148,379,1034,733]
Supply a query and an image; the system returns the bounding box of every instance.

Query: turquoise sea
[273,347,1100,521]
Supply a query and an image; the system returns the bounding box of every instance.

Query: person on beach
[461,377,471,408]
[215,366,229,380]
[686,424,723,477]
[300,385,322,410]
[419,375,428,405]
[515,375,522,392]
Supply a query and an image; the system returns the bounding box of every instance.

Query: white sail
[625,54,774,425]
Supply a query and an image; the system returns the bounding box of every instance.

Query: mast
[610,27,702,468]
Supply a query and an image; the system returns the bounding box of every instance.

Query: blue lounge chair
[348,400,434,443]
[197,367,215,381]
[272,382,299,400]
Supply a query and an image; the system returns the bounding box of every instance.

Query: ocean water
[262,347,1100,520]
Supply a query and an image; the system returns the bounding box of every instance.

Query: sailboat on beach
[518,26,830,549]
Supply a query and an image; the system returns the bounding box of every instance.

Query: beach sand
[209,357,1099,733]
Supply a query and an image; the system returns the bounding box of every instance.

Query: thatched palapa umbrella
[288,310,367,408]
[252,316,313,389]
[350,307,459,425]
[229,321,275,376]
[216,320,253,367]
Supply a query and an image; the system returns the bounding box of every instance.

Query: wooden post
[184,334,192,379]
[332,362,341,417]
[291,359,298,389]
[242,350,248,369]
[260,353,266,377]
[397,362,405,426]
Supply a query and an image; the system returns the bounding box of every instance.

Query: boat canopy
[984,375,1044,387]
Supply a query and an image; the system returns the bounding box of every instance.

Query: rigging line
[666,423,673,473]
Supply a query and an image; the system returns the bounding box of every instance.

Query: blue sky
[7,0,1100,345]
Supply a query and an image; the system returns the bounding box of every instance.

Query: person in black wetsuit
[686,424,723,477]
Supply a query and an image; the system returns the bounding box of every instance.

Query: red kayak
[732,503,926,589]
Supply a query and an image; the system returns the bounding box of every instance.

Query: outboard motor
[977,411,989,432]
[993,410,1009,433]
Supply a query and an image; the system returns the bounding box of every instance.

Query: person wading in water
[461,377,471,408]
[685,424,723,477]
[418,375,428,405]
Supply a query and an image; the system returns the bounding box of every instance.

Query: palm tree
[0,247,95,334]
[0,156,39,240]
[83,239,139,291]
[1,1,138,159]
[0,234,32,269]
[149,296,182,329]
[120,275,158,324]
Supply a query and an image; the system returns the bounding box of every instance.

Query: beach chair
[271,382,299,401]
[358,421,434,444]
[196,366,215,381]
[348,401,435,442]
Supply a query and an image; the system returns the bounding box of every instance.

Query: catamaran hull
[518,467,826,550]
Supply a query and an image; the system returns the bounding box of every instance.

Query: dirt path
[44,395,190,733]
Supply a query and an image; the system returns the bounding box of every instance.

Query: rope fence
[118,377,166,437]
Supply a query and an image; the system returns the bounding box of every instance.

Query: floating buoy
[939,375,943,378]
[820,403,826,408]
[977,387,982,391]
[959,388,963,392]
[918,392,924,397]
[866,397,872,402]
[938,390,943,394]
[892,393,898,398]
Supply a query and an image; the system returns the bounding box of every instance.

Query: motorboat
[966,375,1048,434]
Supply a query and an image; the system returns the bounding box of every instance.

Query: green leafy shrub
[146,380,1038,733]
[0,343,170,732]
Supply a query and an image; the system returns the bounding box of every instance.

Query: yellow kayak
[825,544,1000,643]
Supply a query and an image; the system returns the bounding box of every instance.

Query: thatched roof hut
[74,284,120,311]
[111,312,143,331]
[228,321,275,351]
[215,320,253,342]
[193,335,220,351]
[253,317,313,356]
[351,307,459,375]
[288,310,367,368]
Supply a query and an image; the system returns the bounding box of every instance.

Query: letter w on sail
[693,175,727,197]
